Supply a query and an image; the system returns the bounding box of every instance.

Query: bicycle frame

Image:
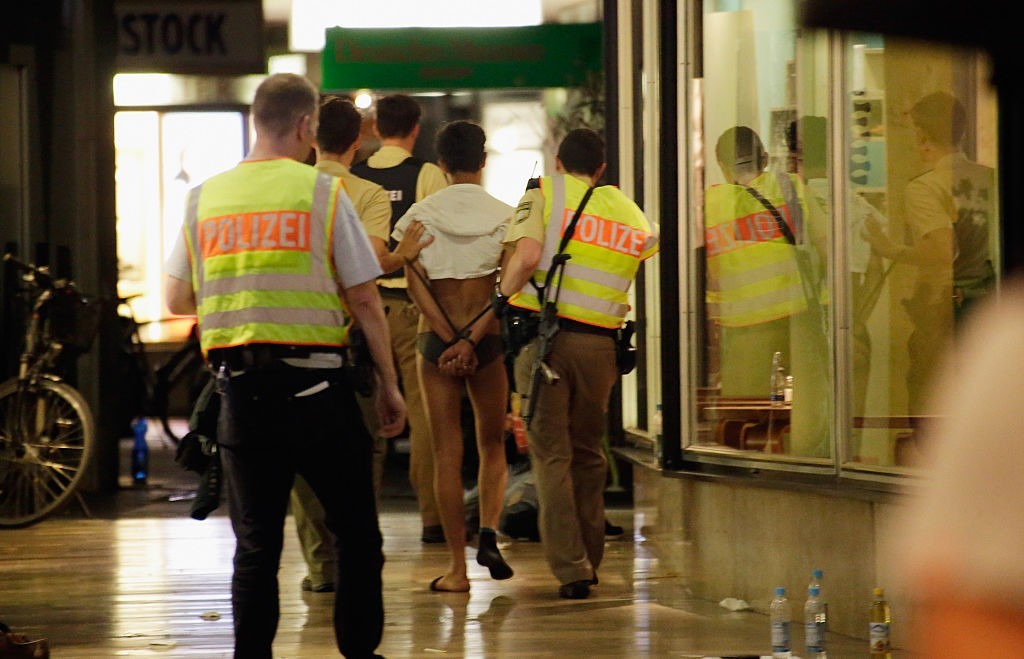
[3,255,85,390]
[116,296,206,443]
[0,253,97,527]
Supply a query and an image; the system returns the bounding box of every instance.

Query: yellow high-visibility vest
[704,171,810,327]
[183,158,349,355]
[510,174,657,329]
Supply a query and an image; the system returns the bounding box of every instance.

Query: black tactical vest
[351,156,425,280]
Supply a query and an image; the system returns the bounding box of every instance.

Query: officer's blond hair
[252,73,319,139]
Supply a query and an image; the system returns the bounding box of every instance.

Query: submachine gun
[518,184,595,430]
[520,253,570,430]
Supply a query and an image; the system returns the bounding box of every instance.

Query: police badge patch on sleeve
[514,201,532,224]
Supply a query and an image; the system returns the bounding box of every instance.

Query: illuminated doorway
[114,110,247,340]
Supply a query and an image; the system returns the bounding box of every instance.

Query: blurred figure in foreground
[898,276,1024,656]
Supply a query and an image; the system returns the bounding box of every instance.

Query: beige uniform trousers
[290,474,335,585]
[382,291,439,527]
[515,329,618,586]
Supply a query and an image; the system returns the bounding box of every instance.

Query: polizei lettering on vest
[559,210,647,257]
[200,212,310,257]
[704,207,792,257]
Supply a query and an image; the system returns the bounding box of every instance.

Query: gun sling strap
[536,181,596,307]
[518,181,595,426]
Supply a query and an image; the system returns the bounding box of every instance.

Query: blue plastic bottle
[131,417,149,485]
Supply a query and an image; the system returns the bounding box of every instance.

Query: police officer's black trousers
[216,362,384,659]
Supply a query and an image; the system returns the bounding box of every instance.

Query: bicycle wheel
[0,376,96,528]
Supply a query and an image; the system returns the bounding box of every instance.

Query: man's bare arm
[165,275,197,316]
[344,279,406,437]
[498,237,543,297]
[370,220,434,275]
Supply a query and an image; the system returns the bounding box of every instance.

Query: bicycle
[0,253,100,527]
[113,296,207,444]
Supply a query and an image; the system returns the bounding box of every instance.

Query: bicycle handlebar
[3,253,62,290]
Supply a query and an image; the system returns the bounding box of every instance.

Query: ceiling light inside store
[289,0,543,52]
[354,91,373,109]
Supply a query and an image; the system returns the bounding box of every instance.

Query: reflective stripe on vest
[510,174,656,328]
[185,162,348,354]
[704,172,807,327]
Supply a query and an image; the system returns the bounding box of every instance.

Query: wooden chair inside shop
[697,388,788,453]
[716,418,788,453]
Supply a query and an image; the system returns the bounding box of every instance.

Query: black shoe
[558,580,591,599]
[421,525,445,544]
[301,577,335,593]
[476,530,514,580]
[604,519,624,537]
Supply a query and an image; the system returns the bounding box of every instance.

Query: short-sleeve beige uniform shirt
[503,186,547,245]
[314,160,391,243]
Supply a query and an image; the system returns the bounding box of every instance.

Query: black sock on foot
[477,529,514,580]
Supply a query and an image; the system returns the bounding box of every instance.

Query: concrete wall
[630,458,913,649]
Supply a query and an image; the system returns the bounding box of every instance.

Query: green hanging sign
[321,23,602,91]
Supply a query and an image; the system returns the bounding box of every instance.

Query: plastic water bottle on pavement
[131,417,149,485]
[770,586,792,658]
[869,586,892,658]
[808,568,828,632]
[804,585,826,657]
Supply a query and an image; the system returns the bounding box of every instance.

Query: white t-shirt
[392,183,512,280]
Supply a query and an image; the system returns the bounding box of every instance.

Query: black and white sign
[116,0,264,74]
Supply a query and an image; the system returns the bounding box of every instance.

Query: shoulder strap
[538,184,596,308]
[743,183,797,246]
[556,186,596,256]
[775,171,803,240]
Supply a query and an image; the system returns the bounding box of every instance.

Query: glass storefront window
[843,35,999,469]
[693,0,833,461]
[686,3,999,475]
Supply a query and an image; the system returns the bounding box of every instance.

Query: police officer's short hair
[374,94,422,139]
[716,126,768,177]
[317,96,363,154]
[252,73,319,139]
[436,121,486,174]
[557,128,605,177]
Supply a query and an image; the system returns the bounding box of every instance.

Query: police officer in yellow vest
[164,73,405,659]
[497,128,658,600]
[705,125,829,457]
